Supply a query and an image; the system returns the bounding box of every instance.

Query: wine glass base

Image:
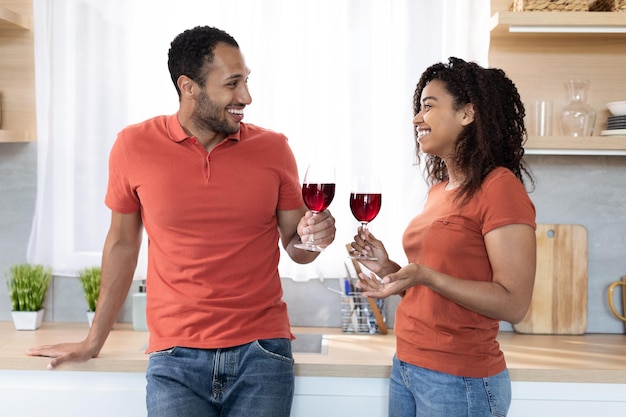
[294,243,326,252]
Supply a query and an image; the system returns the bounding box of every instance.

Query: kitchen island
[1,322,625,416]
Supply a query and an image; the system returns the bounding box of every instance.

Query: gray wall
[1,144,625,334]
[510,154,626,334]
[1,143,38,317]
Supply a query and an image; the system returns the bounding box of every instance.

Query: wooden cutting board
[513,224,588,335]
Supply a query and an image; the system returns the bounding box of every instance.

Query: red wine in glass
[350,193,381,223]
[294,164,336,252]
[303,183,335,213]
[349,176,381,260]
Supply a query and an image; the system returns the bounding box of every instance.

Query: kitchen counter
[1,322,625,383]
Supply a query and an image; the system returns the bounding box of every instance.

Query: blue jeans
[389,355,511,417]
[146,339,295,417]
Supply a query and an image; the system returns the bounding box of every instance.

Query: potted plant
[6,263,51,330]
[78,266,101,327]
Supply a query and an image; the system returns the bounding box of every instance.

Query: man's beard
[192,90,240,136]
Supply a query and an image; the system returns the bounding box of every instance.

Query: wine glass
[294,164,336,252]
[349,175,382,260]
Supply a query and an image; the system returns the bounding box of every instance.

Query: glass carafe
[560,79,596,137]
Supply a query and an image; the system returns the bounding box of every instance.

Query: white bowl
[607,101,626,116]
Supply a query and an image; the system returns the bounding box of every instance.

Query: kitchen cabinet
[0,370,147,417]
[0,0,36,142]
[489,0,626,155]
[292,379,626,417]
[0,372,624,417]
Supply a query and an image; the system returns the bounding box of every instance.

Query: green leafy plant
[6,264,52,312]
[79,266,101,312]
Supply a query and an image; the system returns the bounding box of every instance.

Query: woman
[351,57,536,417]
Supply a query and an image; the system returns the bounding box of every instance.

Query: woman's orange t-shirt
[397,167,536,378]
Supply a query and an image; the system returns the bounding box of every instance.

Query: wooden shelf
[525,135,626,155]
[489,1,626,156]
[0,4,29,30]
[0,0,36,142]
[0,129,35,142]
[491,11,626,36]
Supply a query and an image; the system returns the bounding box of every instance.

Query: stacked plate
[601,101,626,136]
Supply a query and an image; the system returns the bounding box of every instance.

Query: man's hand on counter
[26,340,99,370]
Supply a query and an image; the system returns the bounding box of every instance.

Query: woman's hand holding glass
[350,228,388,274]
[350,230,407,298]
[349,175,382,260]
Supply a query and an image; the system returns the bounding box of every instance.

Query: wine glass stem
[307,211,319,246]
[361,222,369,238]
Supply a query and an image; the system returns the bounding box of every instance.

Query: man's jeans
[146,339,294,417]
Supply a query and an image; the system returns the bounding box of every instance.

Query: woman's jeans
[146,338,294,417]
[389,355,511,417]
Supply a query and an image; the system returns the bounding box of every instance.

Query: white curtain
[28,0,490,280]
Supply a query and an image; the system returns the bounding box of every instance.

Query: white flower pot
[86,311,95,327]
[11,309,45,330]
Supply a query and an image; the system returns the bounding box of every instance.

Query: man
[28,26,336,417]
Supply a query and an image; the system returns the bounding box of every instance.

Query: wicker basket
[588,0,616,10]
[513,0,624,10]
[512,0,589,11]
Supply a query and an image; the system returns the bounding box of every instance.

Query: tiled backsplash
[281,277,399,329]
[44,275,133,324]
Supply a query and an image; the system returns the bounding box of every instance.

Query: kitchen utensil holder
[341,293,386,334]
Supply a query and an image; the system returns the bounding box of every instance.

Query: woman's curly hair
[413,57,534,205]
[168,26,239,98]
